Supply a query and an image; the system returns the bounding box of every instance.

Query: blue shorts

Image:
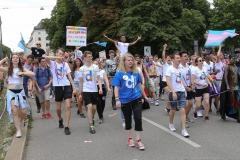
[169,92,186,109]
[74,81,79,90]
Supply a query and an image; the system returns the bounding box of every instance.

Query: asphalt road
[24,95,240,160]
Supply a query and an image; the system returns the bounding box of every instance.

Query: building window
[38,32,41,35]
[46,36,49,40]
[38,37,41,41]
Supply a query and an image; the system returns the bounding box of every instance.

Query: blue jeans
[23,75,30,96]
[169,92,186,109]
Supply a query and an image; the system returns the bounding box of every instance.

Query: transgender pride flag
[205,30,238,47]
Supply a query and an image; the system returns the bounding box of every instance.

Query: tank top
[8,68,23,84]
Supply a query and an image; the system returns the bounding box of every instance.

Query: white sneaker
[155,101,159,106]
[31,95,34,99]
[181,129,189,138]
[197,109,203,117]
[49,95,53,99]
[16,130,21,138]
[169,124,176,132]
[122,122,125,128]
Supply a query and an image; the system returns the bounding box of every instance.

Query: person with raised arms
[103,33,141,57]
[78,51,103,134]
[112,53,148,150]
[0,54,35,138]
[45,48,76,135]
[166,53,189,137]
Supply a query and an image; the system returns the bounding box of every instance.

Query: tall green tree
[42,0,82,51]
[118,0,209,56]
[210,0,240,48]
[2,44,12,57]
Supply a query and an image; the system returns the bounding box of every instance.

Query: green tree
[42,0,83,51]
[210,0,240,48]
[2,44,12,57]
[118,0,209,56]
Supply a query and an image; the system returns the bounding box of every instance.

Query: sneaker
[89,125,96,134]
[200,105,204,110]
[128,138,135,147]
[59,119,64,128]
[193,112,198,119]
[74,100,77,103]
[176,107,179,111]
[155,101,159,106]
[186,117,194,123]
[49,95,53,99]
[79,113,86,118]
[31,95,34,99]
[181,129,189,138]
[77,110,80,115]
[205,116,210,122]
[136,139,145,150]
[165,108,170,115]
[99,118,104,124]
[37,109,40,113]
[41,114,46,119]
[65,127,71,135]
[16,130,21,138]
[169,124,176,132]
[46,113,53,119]
[197,109,203,117]
[122,122,126,128]
[0,97,2,100]
[160,96,164,100]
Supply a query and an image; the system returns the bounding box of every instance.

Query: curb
[4,122,28,160]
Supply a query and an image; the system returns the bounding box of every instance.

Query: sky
[0,0,213,52]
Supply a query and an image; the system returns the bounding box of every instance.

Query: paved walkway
[25,96,240,160]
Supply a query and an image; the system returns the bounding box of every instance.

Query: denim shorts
[169,92,186,109]
[74,81,79,90]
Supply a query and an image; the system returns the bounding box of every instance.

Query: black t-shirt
[31,47,45,58]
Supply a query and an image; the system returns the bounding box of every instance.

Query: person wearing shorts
[79,51,103,134]
[179,51,194,125]
[166,53,189,138]
[46,48,76,135]
[34,57,53,119]
[192,57,213,122]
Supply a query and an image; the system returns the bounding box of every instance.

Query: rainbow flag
[205,30,238,47]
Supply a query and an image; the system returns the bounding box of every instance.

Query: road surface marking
[142,117,201,148]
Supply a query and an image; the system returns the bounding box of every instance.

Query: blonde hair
[117,53,138,73]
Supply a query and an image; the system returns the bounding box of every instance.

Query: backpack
[36,66,51,79]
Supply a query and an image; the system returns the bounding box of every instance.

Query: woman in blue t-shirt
[112,53,148,151]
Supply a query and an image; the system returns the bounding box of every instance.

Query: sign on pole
[144,46,151,56]
[66,26,87,46]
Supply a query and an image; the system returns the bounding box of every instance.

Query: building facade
[26,19,51,55]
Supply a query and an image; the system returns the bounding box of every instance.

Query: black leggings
[159,75,163,95]
[97,84,107,119]
[121,98,143,131]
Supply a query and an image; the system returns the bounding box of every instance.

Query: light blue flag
[94,41,107,47]
[18,33,26,51]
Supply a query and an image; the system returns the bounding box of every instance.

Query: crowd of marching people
[1,34,240,151]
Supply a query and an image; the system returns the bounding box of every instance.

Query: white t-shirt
[118,42,129,57]
[215,61,224,80]
[162,62,172,81]
[203,61,214,74]
[179,64,191,86]
[166,66,185,92]
[50,61,71,86]
[191,66,208,89]
[74,70,80,82]
[155,61,162,76]
[79,64,100,92]
[97,69,105,85]
[189,65,197,71]
[75,50,82,59]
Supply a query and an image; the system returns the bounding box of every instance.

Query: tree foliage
[43,0,212,57]
[2,44,12,57]
[210,0,240,48]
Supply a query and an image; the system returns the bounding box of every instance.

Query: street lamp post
[0,16,3,60]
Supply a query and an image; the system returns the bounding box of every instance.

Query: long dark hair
[72,58,83,72]
[8,54,24,76]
